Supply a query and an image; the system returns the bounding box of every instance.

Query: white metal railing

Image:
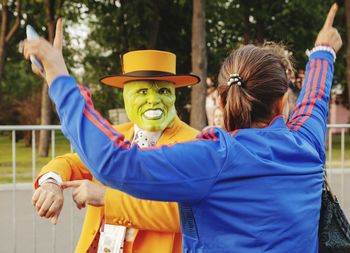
[0,125,79,253]
[326,124,350,210]
[0,124,350,252]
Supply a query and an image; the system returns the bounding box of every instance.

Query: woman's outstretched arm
[49,76,227,202]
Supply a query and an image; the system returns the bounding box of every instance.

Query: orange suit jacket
[34,117,199,253]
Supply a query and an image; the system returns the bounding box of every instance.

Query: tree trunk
[38,83,51,157]
[346,0,350,123]
[0,1,8,81]
[38,0,57,157]
[0,40,6,80]
[190,0,207,130]
[0,0,21,81]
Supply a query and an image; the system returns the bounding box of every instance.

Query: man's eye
[159,88,170,94]
[138,89,148,95]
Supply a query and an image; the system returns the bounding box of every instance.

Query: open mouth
[144,109,163,119]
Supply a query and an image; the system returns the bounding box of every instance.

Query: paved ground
[1,170,350,253]
[325,170,350,216]
[0,184,85,253]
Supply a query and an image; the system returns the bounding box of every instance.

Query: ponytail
[223,83,256,131]
[217,43,291,131]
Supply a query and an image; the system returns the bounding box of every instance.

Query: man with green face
[123,80,176,133]
[32,50,200,253]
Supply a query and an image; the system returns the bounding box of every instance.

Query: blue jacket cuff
[48,75,76,104]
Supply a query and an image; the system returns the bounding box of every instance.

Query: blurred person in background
[213,106,224,128]
[205,77,219,126]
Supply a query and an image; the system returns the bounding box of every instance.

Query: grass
[0,132,71,184]
[0,131,350,184]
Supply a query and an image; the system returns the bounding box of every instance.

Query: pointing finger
[323,3,338,29]
[61,180,85,188]
[53,18,63,50]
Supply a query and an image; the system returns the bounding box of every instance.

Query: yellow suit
[34,117,198,253]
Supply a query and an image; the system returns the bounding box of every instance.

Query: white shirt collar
[132,124,163,147]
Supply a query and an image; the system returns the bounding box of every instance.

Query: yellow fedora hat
[99,50,200,88]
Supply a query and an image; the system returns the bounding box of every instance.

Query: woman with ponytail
[218,43,293,131]
[24,4,342,253]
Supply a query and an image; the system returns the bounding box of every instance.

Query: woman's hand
[315,3,342,53]
[23,18,69,85]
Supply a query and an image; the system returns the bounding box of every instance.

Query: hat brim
[99,74,200,88]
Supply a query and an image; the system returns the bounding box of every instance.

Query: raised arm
[287,4,342,157]
[50,77,226,202]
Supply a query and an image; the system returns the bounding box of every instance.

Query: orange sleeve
[104,188,180,232]
[34,153,92,189]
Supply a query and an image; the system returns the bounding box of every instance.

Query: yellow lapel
[157,116,182,145]
[113,122,134,142]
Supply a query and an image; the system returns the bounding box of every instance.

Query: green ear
[123,81,176,131]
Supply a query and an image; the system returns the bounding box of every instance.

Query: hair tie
[227,73,244,87]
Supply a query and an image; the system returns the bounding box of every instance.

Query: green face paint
[123,80,176,131]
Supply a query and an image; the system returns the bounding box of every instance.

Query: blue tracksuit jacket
[49,50,334,253]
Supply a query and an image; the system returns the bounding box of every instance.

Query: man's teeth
[144,110,163,118]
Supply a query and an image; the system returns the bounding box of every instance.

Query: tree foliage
[0,0,348,126]
[78,0,194,120]
[206,0,346,77]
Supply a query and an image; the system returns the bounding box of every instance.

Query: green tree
[190,0,207,130]
[0,0,21,80]
[1,0,348,130]
[37,0,64,157]
[206,0,346,94]
[76,0,194,122]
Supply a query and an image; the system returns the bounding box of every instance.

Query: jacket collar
[157,116,182,145]
[115,116,182,144]
[268,115,287,129]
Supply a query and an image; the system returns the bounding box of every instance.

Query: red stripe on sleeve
[317,60,328,100]
[288,59,316,128]
[83,108,129,149]
[230,130,239,137]
[293,59,325,131]
[209,128,217,140]
[77,85,121,137]
[203,130,211,139]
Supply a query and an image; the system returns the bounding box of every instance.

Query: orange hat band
[125,70,174,77]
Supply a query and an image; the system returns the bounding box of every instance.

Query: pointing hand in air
[315,3,342,53]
